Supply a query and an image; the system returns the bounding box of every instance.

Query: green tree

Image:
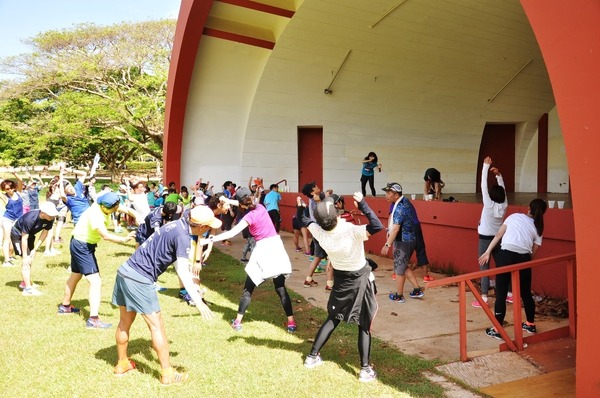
[0,20,174,175]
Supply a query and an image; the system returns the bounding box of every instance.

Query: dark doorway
[297,126,323,191]
[476,124,516,193]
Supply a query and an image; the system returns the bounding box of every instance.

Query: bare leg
[116,307,137,361]
[141,311,171,369]
[62,272,83,305]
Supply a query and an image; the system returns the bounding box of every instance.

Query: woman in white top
[479,198,547,338]
[473,157,508,307]
[301,192,384,383]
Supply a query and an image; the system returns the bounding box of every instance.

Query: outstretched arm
[354,192,384,235]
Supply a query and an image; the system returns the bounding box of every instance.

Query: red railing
[425,252,576,361]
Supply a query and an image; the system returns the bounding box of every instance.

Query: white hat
[39,202,58,217]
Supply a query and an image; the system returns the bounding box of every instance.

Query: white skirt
[245,235,292,286]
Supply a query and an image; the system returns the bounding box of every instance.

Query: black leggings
[309,317,371,368]
[360,174,376,197]
[238,274,293,317]
[494,249,536,325]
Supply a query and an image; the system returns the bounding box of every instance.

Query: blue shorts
[70,238,99,276]
[112,273,160,314]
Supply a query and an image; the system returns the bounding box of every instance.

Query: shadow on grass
[95,337,178,381]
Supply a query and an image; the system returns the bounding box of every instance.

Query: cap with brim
[235,187,252,202]
[314,200,338,226]
[190,205,222,229]
[381,182,402,193]
[119,184,127,191]
[98,192,120,208]
[39,202,58,217]
[330,193,341,203]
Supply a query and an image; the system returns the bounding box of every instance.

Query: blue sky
[0,0,181,58]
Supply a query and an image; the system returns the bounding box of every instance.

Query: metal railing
[425,252,576,361]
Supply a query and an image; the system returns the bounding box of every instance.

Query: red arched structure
[165,0,600,394]
[521,1,600,395]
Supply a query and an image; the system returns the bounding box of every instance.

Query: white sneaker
[19,281,40,289]
[359,366,377,382]
[2,261,15,267]
[22,287,43,296]
[51,249,62,255]
[43,251,55,257]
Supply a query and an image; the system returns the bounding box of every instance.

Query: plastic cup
[427,194,434,201]
[411,194,416,200]
[548,200,555,208]
[557,200,565,209]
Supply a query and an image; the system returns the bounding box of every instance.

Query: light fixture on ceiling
[488,59,533,102]
[370,0,410,29]
[324,49,352,95]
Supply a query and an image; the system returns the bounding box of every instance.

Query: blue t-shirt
[392,197,417,242]
[263,190,281,212]
[26,186,41,209]
[66,180,90,224]
[361,161,378,177]
[126,218,192,282]
[11,209,54,239]
[137,206,164,241]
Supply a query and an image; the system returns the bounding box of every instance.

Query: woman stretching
[200,187,296,332]
[479,198,547,338]
[301,192,384,382]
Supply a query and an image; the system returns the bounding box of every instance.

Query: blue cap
[98,192,120,208]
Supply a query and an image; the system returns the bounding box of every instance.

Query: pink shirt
[243,204,277,241]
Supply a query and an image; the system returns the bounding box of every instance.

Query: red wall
[280,193,574,298]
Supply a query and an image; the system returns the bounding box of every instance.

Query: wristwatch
[384,243,391,247]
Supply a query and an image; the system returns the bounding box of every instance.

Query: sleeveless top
[3,192,24,221]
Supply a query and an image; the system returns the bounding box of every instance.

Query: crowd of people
[0,156,548,385]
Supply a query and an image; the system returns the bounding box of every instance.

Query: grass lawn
[0,223,448,397]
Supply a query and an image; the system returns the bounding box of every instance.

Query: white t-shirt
[129,193,150,218]
[308,218,368,271]
[500,213,543,254]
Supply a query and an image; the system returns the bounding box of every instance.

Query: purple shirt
[243,204,277,241]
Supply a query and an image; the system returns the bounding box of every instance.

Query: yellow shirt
[72,203,110,244]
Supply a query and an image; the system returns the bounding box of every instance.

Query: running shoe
[485,327,502,339]
[304,354,323,369]
[22,287,43,296]
[506,295,514,304]
[423,275,435,282]
[359,366,377,383]
[240,258,249,263]
[409,288,424,298]
[295,247,302,252]
[319,259,328,266]
[325,285,332,292]
[231,319,242,332]
[471,299,488,308]
[522,322,537,334]
[57,304,81,314]
[2,261,14,267]
[391,273,396,280]
[85,317,112,329]
[18,281,39,289]
[314,266,325,273]
[303,279,318,288]
[179,290,195,306]
[287,320,297,333]
[389,293,405,303]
